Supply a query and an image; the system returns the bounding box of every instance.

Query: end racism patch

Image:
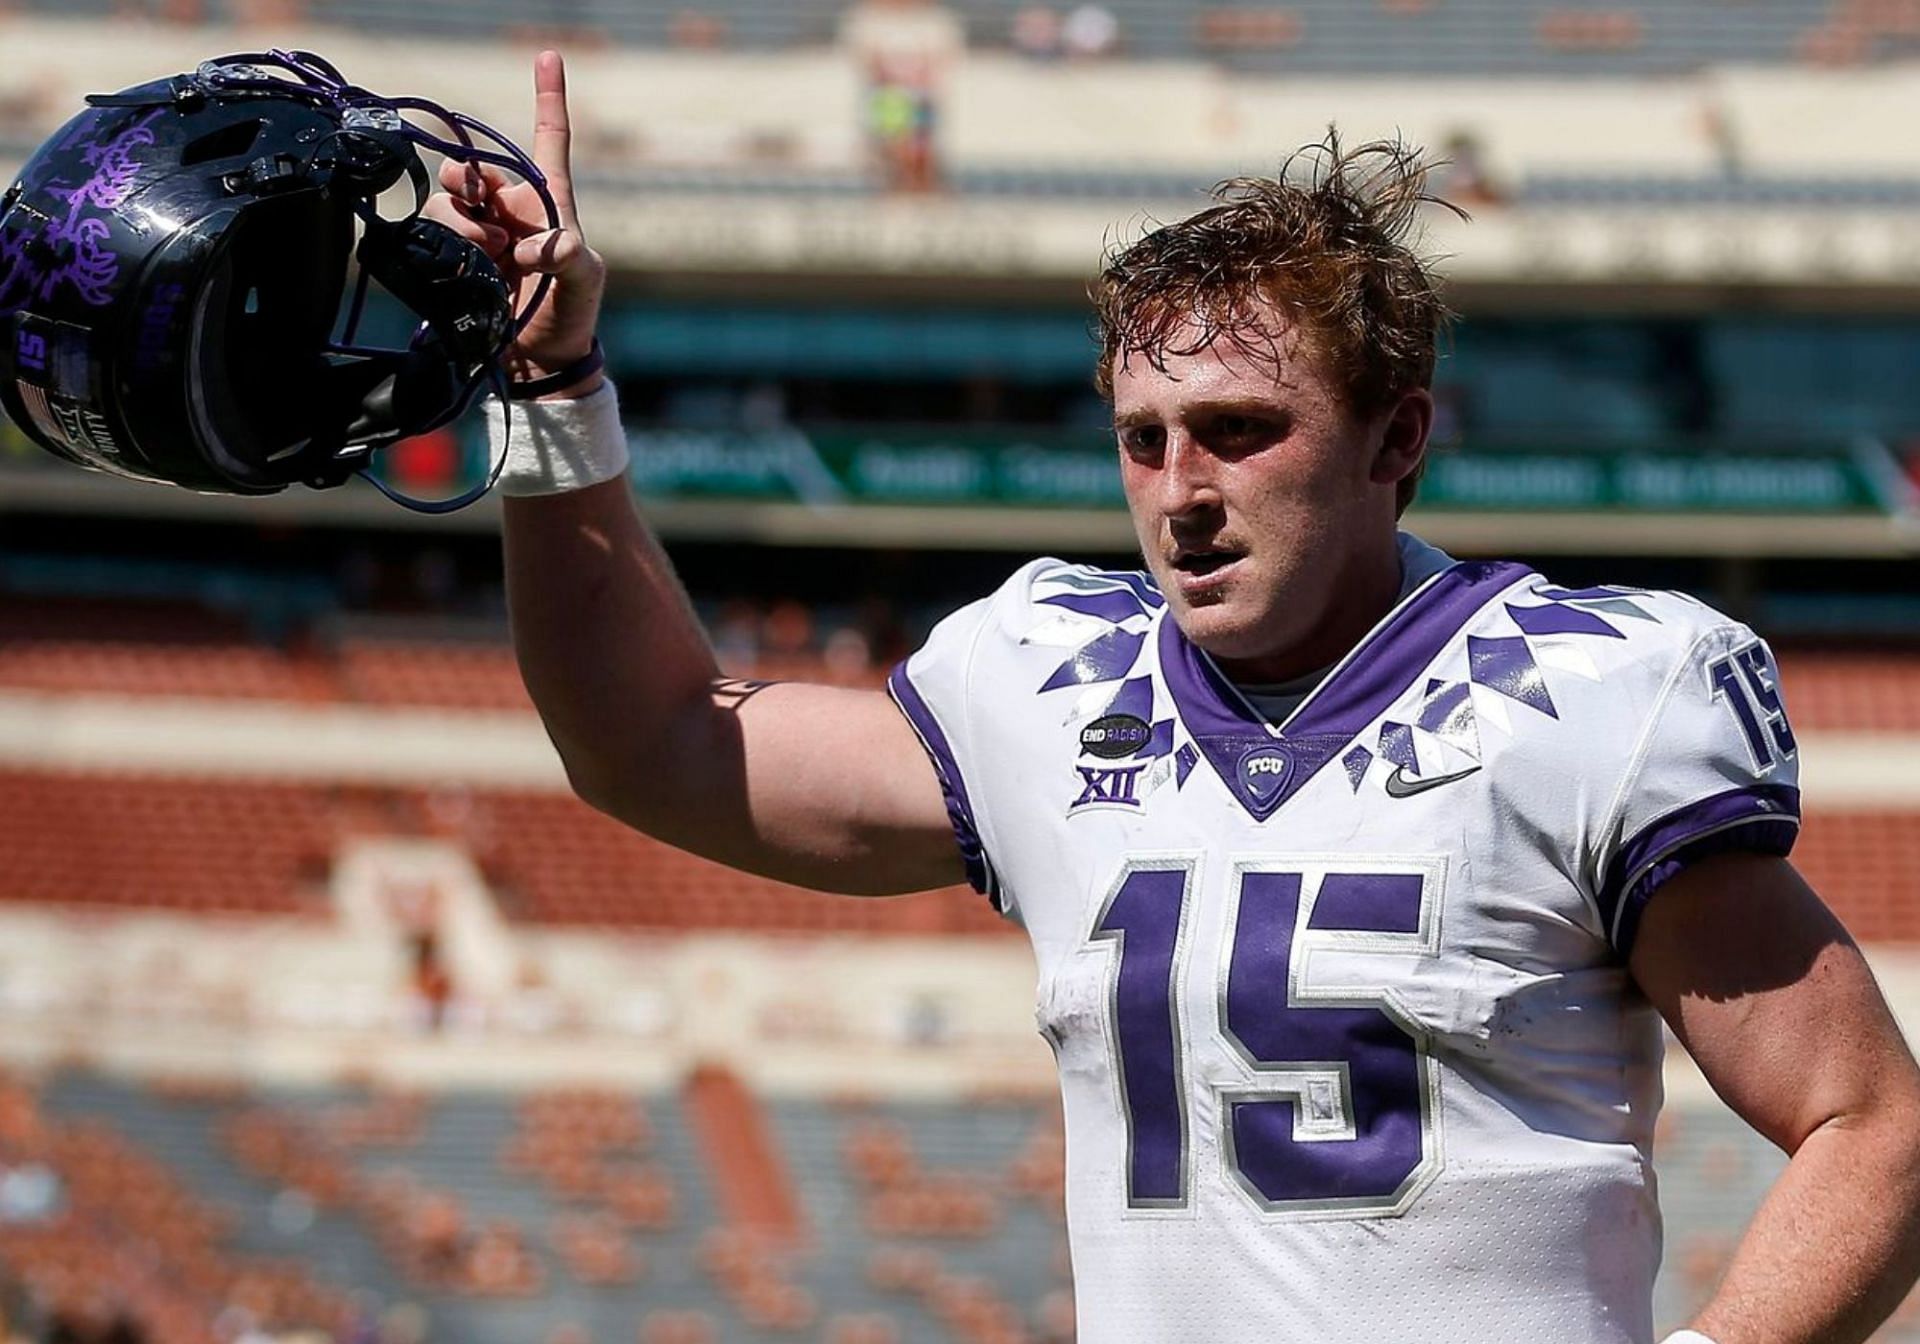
[1080,713,1153,760]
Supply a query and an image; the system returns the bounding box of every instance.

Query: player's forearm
[503,478,722,814]
[1691,1105,1920,1344]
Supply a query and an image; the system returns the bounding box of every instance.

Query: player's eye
[1201,412,1285,458]
[1118,425,1165,459]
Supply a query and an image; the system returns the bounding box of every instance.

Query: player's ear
[1368,387,1433,490]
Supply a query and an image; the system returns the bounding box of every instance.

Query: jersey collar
[1158,558,1536,821]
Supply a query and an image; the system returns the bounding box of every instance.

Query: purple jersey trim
[886,661,999,907]
[1157,560,1535,821]
[1601,783,1802,957]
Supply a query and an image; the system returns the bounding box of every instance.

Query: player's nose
[1157,431,1223,521]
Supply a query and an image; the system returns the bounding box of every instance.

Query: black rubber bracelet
[506,339,606,401]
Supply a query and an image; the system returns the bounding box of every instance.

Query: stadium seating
[1792,811,1920,943]
[0,1073,355,1344]
[0,769,328,915]
[0,612,879,710]
[0,765,1002,932]
[335,638,535,713]
[0,630,1916,937]
[0,0,1885,74]
[22,1071,1897,1343]
[6,755,1914,936]
[15,1073,1079,1344]
[1776,652,1920,731]
[6,752,1912,939]
[474,787,1003,934]
[4,612,1914,725]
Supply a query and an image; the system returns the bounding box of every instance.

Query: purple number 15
[1094,858,1441,1217]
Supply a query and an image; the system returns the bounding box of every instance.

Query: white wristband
[1662,1332,1720,1344]
[484,379,630,497]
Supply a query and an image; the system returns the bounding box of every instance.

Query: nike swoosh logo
[1383,764,1482,798]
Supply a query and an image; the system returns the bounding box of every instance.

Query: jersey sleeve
[888,564,1051,920]
[1591,622,1801,959]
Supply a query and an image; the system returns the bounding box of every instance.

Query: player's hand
[422,49,606,389]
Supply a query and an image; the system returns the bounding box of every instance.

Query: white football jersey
[888,534,1801,1344]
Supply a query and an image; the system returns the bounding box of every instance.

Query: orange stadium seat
[0,614,888,710]
[0,769,329,915]
[639,1309,722,1344]
[0,1076,352,1344]
[337,639,535,711]
[1537,9,1645,53]
[824,1314,903,1344]
[475,788,1005,934]
[1194,7,1303,51]
[1775,652,1920,731]
[1792,811,1920,941]
[4,759,1910,939]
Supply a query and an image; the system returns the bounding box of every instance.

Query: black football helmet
[0,50,555,509]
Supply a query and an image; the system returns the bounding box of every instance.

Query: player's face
[1110,310,1426,682]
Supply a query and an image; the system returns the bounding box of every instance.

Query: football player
[434,52,1920,1344]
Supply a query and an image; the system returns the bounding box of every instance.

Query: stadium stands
[0,596,883,712]
[0,769,326,915]
[1792,811,1920,943]
[0,1074,356,1344]
[0,621,1916,938]
[0,0,1884,74]
[3,754,1913,938]
[9,1073,1086,1344]
[1776,652,1920,732]
[336,640,535,713]
[3,608,1917,727]
[0,765,1003,931]
[18,1070,1906,1342]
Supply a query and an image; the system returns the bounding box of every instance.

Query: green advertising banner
[625,426,1909,516]
[1,412,1907,516]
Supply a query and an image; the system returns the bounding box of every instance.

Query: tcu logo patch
[1071,764,1145,812]
[1238,747,1291,808]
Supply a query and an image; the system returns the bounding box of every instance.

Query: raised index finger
[532,49,580,233]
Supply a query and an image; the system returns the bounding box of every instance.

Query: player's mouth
[1168,546,1246,593]
[1171,544,1244,574]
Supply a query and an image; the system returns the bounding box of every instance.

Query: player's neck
[1211,543,1405,687]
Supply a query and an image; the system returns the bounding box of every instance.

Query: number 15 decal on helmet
[0,49,557,511]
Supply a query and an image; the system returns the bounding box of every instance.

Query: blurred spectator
[1700,98,1744,178]
[1435,129,1505,208]
[1011,5,1064,59]
[1061,3,1120,59]
[839,0,963,191]
[865,74,940,192]
[410,928,454,1031]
